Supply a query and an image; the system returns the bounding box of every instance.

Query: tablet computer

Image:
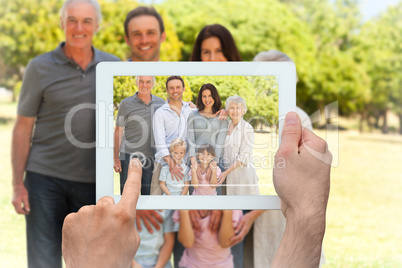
[96,62,295,209]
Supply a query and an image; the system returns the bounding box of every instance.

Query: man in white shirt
[151,76,195,195]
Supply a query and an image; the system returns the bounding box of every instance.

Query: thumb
[278,112,302,156]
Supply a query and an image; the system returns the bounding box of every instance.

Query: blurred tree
[353,2,402,134]
[183,75,278,126]
[0,0,64,100]
[0,0,183,100]
[283,0,371,125]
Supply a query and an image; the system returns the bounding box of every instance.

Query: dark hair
[197,143,216,157]
[196,83,222,113]
[124,6,165,38]
[190,24,242,61]
[165,76,184,89]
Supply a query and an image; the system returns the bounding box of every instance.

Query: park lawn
[324,130,402,267]
[1,101,402,267]
[0,101,27,267]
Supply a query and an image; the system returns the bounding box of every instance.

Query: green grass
[324,131,402,267]
[1,101,402,267]
[0,101,27,267]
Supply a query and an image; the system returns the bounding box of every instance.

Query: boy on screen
[159,138,191,196]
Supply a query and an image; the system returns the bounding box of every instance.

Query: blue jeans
[173,233,185,268]
[24,171,95,268]
[231,237,245,268]
[119,153,154,195]
[231,210,251,268]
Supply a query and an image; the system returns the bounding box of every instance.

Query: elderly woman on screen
[218,95,260,196]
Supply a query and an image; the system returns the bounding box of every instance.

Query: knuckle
[63,213,77,227]
[116,209,133,224]
[282,127,300,138]
[97,196,114,207]
[77,204,94,215]
[316,137,328,151]
[275,147,291,160]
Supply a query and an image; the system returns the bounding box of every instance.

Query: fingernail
[285,112,299,125]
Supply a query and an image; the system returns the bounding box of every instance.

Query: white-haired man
[113,76,165,195]
[11,0,118,267]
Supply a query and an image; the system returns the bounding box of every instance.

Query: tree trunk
[399,113,402,135]
[359,110,367,133]
[374,113,380,129]
[367,114,374,132]
[318,101,325,128]
[382,109,389,134]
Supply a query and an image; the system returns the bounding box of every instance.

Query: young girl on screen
[190,144,221,195]
[173,210,242,268]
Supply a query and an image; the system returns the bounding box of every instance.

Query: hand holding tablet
[62,158,142,268]
[272,112,332,267]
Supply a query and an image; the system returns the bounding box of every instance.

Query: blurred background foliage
[0,0,401,133]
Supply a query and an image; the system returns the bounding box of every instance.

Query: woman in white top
[218,95,260,196]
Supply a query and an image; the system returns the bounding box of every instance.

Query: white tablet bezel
[96,62,295,209]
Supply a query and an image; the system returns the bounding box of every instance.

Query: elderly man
[114,76,165,195]
[11,0,118,267]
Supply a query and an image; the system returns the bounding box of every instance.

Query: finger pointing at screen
[62,158,142,268]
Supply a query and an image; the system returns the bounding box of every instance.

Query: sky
[359,0,401,20]
[138,0,402,21]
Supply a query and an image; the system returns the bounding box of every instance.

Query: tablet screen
[96,62,295,209]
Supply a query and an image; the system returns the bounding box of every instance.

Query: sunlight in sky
[360,0,401,20]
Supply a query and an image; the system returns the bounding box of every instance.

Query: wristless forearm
[11,133,30,187]
[272,210,326,268]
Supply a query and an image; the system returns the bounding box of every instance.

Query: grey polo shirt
[17,42,119,183]
[116,93,165,159]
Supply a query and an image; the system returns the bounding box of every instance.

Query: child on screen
[159,138,191,195]
[191,144,221,195]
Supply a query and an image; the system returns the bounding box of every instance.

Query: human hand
[217,171,227,185]
[191,159,200,178]
[12,183,30,215]
[216,109,228,120]
[168,159,184,181]
[131,259,143,268]
[188,101,197,109]
[230,212,255,246]
[189,210,202,232]
[62,158,142,268]
[208,210,223,232]
[209,160,217,171]
[136,210,164,233]
[113,158,122,173]
[274,112,332,220]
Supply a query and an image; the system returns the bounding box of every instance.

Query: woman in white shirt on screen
[218,95,260,196]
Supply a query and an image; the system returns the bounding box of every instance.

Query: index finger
[119,158,142,216]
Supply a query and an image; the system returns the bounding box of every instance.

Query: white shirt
[153,101,195,164]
